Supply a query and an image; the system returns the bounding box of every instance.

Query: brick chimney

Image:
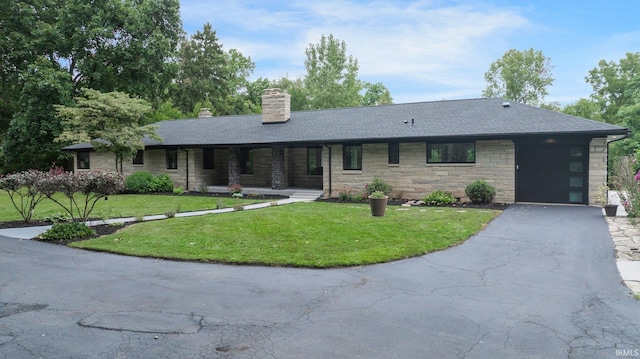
[198,108,212,118]
[262,88,290,124]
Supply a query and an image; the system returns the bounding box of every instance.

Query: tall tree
[562,98,602,121]
[2,58,73,172]
[585,52,640,124]
[272,77,310,111]
[55,89,159,173]
[1,0,183,172]
[173,23,229,115]
[482,48,554,105]
[361,82,393,106]
[304,34,363,109]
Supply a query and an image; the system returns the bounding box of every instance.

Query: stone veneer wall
[588,137,608,206]
[287,147,323,188]
[322,140,516,202]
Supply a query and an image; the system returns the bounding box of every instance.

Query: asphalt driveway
[1,204,639,358]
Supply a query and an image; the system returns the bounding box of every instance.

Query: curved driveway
[1,204,639,358]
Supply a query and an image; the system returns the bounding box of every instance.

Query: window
[77,151,90,169]
[388,143,399,164]
[240,149,253,174]
[203,148,215,169]
[427,142,475,163]
[132,150,144,165]
[166,149,177,169]
[308,147,323,175]
[343,144,362,170]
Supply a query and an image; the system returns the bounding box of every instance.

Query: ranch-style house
[65,89,629,205]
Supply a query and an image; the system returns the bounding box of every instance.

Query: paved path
[1,204,639,358]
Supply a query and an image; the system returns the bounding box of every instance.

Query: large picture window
[132,150,144,165]
[388,143,399,164]
[308,147,323,175]
[240,149,253,174]
[343,144,362,170]
[77,151,90,169]
[203,148,215,169]
[166,149,178,169]
[427,142,475,163]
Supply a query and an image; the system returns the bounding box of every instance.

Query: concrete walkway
[0,193,320,240]
[603,191,640,296]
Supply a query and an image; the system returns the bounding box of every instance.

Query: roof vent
[502,102,510,108]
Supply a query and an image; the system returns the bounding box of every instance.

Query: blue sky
[179,0,640,106]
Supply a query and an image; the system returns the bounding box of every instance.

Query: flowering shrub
[229,184,243,194]
[42,169,124,222]
[0,169,49,222]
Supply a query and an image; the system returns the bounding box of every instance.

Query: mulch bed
[317,197,510,210]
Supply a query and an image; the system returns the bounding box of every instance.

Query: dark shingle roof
[64,98,628,150]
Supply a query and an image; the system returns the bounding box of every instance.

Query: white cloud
[180,0,531,102]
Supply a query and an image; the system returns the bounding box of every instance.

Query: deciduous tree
[304,34,363,109]
[55,89,159,173]
[482,48,554,105]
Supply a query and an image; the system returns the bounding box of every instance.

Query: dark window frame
[203,148,215,170]
[343,144,362,170]
[77,151,90,169]
[307,147,323,175]
[132,150,144,165]
[240,148,253,174]
[166,149,178,169]
[388,142,400,164]
[427,142,476,164]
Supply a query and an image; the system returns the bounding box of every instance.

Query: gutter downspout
[180,148,189,191]
[324,144,332,197]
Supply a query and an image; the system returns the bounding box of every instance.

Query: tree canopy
[482,48,554,105]
[304,34,363,109]
[55,89,159,173]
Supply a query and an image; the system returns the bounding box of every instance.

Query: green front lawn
[71,202,501,268]
[0,192,268,222]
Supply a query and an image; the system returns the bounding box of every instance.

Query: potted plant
[598,185,618,217]
[369,190,388,217]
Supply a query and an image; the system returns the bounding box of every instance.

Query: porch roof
[64,97,628,150]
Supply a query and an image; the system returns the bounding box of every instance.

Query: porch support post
[228,148,241,186]
[272,146,286,190]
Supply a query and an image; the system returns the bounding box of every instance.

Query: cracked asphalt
[1,204,640,358]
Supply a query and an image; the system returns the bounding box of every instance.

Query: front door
[516,140,589,204]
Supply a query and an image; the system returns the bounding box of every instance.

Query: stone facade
[322,140,516,203]
[73,138,609,204]
[73,146,322,191]
[588,137,608,206]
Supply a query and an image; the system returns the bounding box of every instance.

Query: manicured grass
[71,202,501,268]
[0,192,267,222]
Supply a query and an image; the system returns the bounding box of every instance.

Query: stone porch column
[272,146,286,189]
[228,148,241,186]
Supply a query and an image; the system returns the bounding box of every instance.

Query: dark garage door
[516,140,589,204]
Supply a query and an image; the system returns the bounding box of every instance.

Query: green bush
[173,186,185,195]
[366,176,392,196]
[423,190,457,206]
[125,171,155,193]
[465,180,496,204]
[149,174,173,193]
[40,222,95,241]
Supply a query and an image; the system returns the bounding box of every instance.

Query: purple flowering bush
[0,169,49,222]
[0,167,124,223]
